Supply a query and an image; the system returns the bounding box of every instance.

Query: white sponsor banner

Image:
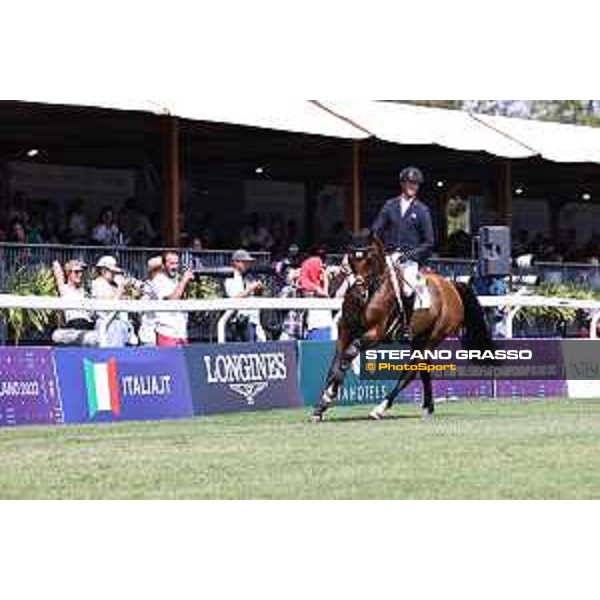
[567,380,600,399]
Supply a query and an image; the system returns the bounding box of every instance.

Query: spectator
[42,211,61,244]
[52,259,94,330]
[182,236,204,272]
[92,255,130,347]
[66,199,89,244]
[153,252,194,346]
[117,198,156,247]
[92,206,121,246]
[298,245,333,341]
[25,209,44,244]
[8,218,27,243]
[240,213,274,251]
[224,249,265,342]
[137,256,164,346]
[116,207,131,246]
[132,203,156,247]
[92,256,125,300]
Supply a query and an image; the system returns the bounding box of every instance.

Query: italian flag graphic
[83,358,120,417]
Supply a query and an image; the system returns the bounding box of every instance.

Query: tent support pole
[162,115,181,247]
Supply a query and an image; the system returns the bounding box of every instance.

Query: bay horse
[313,229,494,421]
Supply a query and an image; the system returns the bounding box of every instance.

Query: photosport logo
[83,358,121,418]
[203,352,287,405]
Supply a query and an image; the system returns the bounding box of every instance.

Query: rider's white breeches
[397,259,421,296]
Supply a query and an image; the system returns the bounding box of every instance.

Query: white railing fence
[1,294,600,343]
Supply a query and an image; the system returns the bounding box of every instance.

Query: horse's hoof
[421,409,434,420]
[369,409,384,421]
[311,414,324,423]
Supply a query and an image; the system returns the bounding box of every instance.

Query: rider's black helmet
[399,166,424,185]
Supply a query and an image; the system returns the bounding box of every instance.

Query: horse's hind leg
[421,369,434,418]
[369,368,418,420]
[369,332,429,420]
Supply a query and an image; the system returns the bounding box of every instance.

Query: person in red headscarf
[298,245,333,341]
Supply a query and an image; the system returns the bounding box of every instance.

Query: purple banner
[54,347,194,423]
[0,348,63,426]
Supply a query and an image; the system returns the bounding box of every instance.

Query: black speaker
[479,226,511,276]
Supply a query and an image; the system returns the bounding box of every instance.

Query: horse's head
[347,229,386,291]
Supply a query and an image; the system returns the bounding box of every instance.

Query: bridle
[348,245,381,300]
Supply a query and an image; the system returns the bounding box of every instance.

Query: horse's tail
[453,281,496,359]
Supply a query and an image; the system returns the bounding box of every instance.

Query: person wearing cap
[92,255,125,300]
[298,245,333,341]
[371,166,434,314]
[153,251,194,346]
[224,249,264,342]
[52,259,94,330]
[91,255,132,347]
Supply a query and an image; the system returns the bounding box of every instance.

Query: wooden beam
[161,116,181,246]
[345,140,362,232]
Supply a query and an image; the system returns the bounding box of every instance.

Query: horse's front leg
[312,327,359,421]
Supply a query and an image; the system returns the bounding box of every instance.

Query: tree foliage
[398,100,600,126]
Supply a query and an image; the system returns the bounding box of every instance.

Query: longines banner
[0,348,63,426]
[54,347,193,423]
[184,342,302,415]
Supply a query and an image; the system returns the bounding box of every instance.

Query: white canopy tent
[4,95,369,140]
[6,96,600,163]
[317,100,537,159]
[471,112,600,164]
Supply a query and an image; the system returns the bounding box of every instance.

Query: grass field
[2,399,600,499]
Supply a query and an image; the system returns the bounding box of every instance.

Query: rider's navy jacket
[371,196,435,263]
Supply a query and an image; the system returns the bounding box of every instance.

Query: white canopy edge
[4,94,369,140]
[319,100,537,159]
[472,112,600,164]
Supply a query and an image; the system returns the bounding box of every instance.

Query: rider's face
[401,181,419,199]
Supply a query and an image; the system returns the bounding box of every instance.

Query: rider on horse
[370,166,435,328]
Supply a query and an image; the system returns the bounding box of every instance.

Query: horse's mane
[370,232,386,278]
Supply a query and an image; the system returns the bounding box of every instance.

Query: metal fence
[2,242,600,291]
[0,242,270,290]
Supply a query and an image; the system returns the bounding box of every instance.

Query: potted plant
[4,266,61,345]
